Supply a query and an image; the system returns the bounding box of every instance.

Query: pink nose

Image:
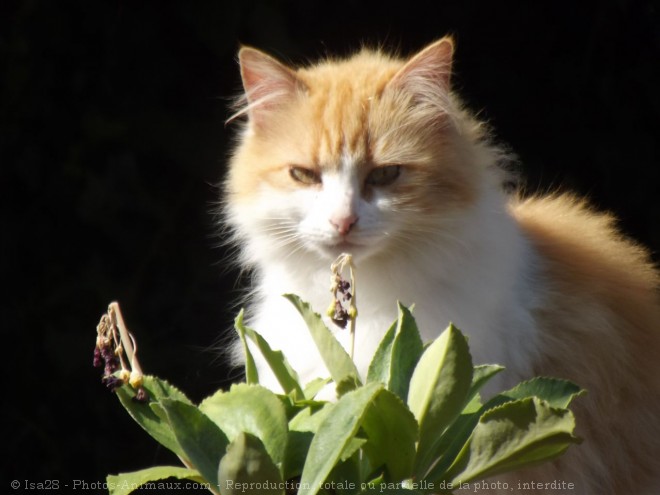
[330,214,358,236]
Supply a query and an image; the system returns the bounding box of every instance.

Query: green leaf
[237,315,305,399]
[283,430,313,480]
[367,303,424,401]
[467,365,504,403]
[284,294,361,389]
[303,377,331,400]
[107,466,205,495]
[218,432,284,495]
[407,324,473,477]
[336,374,362,396]
[115,375,192,459]
[284,404,336,480]
[289,403,336,433]
[366,320,396,383]
[419,410,483,483]
[199,383,288,466]
[422,375,584,483]
[325,454,362,495]
[455,364,505,418]
[299,382,383,495]
[442,397,581,484]
[343,437,369,463]
[498,377,585,408]
[234,310,259,385]
[361,389,418,481]
[159,399,229,490]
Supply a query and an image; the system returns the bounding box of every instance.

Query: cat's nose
[330,214,358,236]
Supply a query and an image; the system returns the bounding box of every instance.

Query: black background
[4,0,659,490]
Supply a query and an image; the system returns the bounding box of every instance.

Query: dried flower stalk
[94,302,147,401]
[327,253,358,358]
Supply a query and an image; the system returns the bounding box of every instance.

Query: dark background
[4,0,659,491]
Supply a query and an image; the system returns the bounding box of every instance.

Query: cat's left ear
[388,37,454,98]
[237,47,304,129]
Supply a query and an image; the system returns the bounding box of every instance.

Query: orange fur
[504,195,660,493]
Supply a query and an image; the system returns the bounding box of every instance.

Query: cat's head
[225,38,504,265]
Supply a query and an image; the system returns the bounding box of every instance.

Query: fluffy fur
[223,38,660,494]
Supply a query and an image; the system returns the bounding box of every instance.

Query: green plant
[94,259,583,495]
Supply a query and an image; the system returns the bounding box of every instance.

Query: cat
[222,38,660,494]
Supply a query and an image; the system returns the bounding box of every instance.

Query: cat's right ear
[235,47,303,129]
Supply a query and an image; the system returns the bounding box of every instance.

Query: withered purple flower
[94,303,148,401]
[331,300,350,329]
[93,347,103,368]
[102,375,124,391]
[327,253,358,357]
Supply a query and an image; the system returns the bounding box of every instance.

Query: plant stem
[108,301,144,385]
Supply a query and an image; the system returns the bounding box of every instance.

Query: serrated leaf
[407,324,473,477]
[361,389,418,481]
[159,399,229,490]
[284,294,361,388]
[218,432,284,495]
[367,303,424,401]
[299,382,383,495]
[499,377,585,408]
[422,375,584,483]
[115,375,192,458]
[442,397,581,484]
[199,383,288,466]
[107,466,204,495]
[234,310,259,385]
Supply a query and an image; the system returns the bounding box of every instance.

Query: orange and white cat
[223,38,660,494]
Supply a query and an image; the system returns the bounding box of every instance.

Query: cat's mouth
[306,230,381,261]
[334,240,357,251]
[316,237,370,260]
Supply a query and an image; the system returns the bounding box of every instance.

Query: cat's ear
[388,37,454,103]
[236,47,303,128]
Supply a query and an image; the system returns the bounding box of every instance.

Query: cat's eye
[366,165,401,187]
[289,166,322,185]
